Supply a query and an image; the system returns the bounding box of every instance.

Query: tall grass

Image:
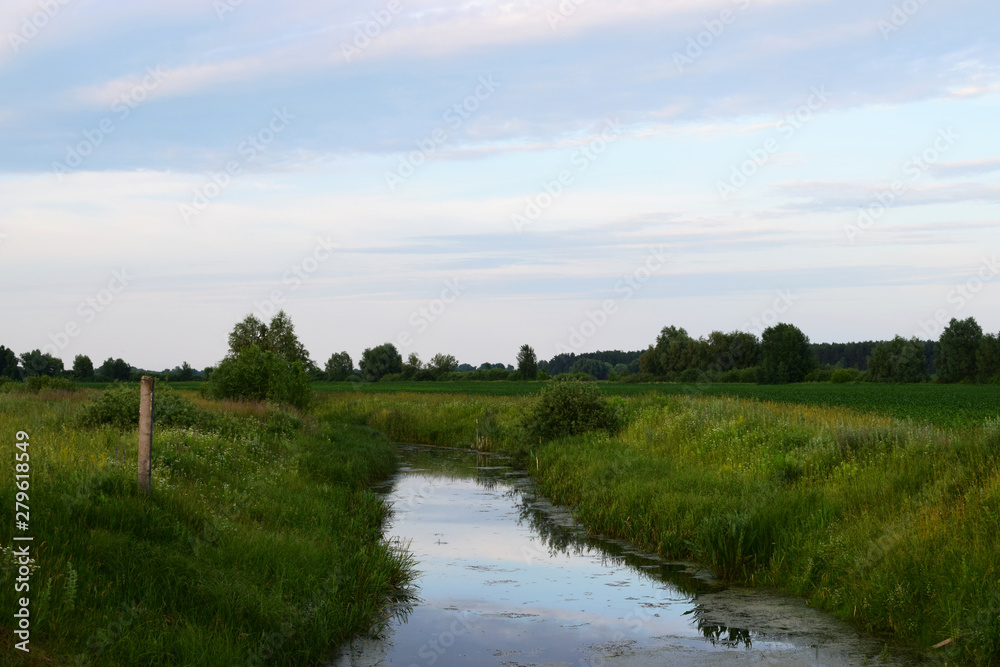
[315,390,1000,664]
[0,390,412,666]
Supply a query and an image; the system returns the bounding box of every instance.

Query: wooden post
[138,376,154,496]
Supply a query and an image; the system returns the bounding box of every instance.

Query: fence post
[138,376,154,496]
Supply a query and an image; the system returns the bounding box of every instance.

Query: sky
[1,0,998,370]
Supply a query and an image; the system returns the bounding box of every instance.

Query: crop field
[313,381,999,428]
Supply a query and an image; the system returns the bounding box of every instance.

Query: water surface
[334,445,926,666]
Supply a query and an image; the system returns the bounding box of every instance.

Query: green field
[314,380,999,428]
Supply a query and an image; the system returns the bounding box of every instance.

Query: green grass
[314,380,1000,427]
[0,390,411,666]
[316,389,1000,664]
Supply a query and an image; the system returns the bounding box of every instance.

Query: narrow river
[333,445,927,667]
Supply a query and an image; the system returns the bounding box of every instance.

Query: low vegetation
[319,388,1000,664]
[0,388,411,666]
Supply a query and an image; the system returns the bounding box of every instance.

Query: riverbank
[0,390,412,666]
[321,390,1000,664]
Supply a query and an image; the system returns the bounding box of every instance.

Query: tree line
[3,313,997,391]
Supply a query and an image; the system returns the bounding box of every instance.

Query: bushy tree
[936,317,982,383]
[402,352,423,379]
[0,346,20,379]
[517,344,538,380]
[324,351,353,381]
[206,346,310,409]
[429,353,458,377]
[360,343,403,381]
[98,357,131,381]
[757,323,815,384]
[523,382,620,441]
[867,336,927,383]
[72,354,94,380]
[976,333,1000,383]
[572,357,612,380]
[20,349,63,377]
[228,311,314,369]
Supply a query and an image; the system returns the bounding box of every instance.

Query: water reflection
[336,444,919,667]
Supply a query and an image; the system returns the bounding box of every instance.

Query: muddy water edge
[332,444,932,667]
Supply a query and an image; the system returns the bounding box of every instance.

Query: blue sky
[1,0,998,369]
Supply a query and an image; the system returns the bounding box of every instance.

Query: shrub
[830,368,856,383]
[206,346,311,409]
[79,383,199,430]
[523,382,621,441]
[552,372,597,382]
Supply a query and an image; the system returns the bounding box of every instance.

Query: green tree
[360,343,403,381]
[176,362,194,381]
[207,346,310,409]
[0,346,19,379]
[429,353,458,378]
[98,358,131,381]
[228,311,314,370]
[653,326,695,375]
[571,357,612,380]
[516,344,538,380]
[976,333,1000,383]
[72,354,94,380]
[20,349,64,377]
[324,352,353,381]
[936,317,982,383]
[757,323,815,384]
[402,352,423,379]
[867,336,927,383]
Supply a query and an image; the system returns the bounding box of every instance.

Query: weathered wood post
[138,376,154,496]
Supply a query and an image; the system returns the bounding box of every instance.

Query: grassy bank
[0,389,411,666]
[318,390,1000,664]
